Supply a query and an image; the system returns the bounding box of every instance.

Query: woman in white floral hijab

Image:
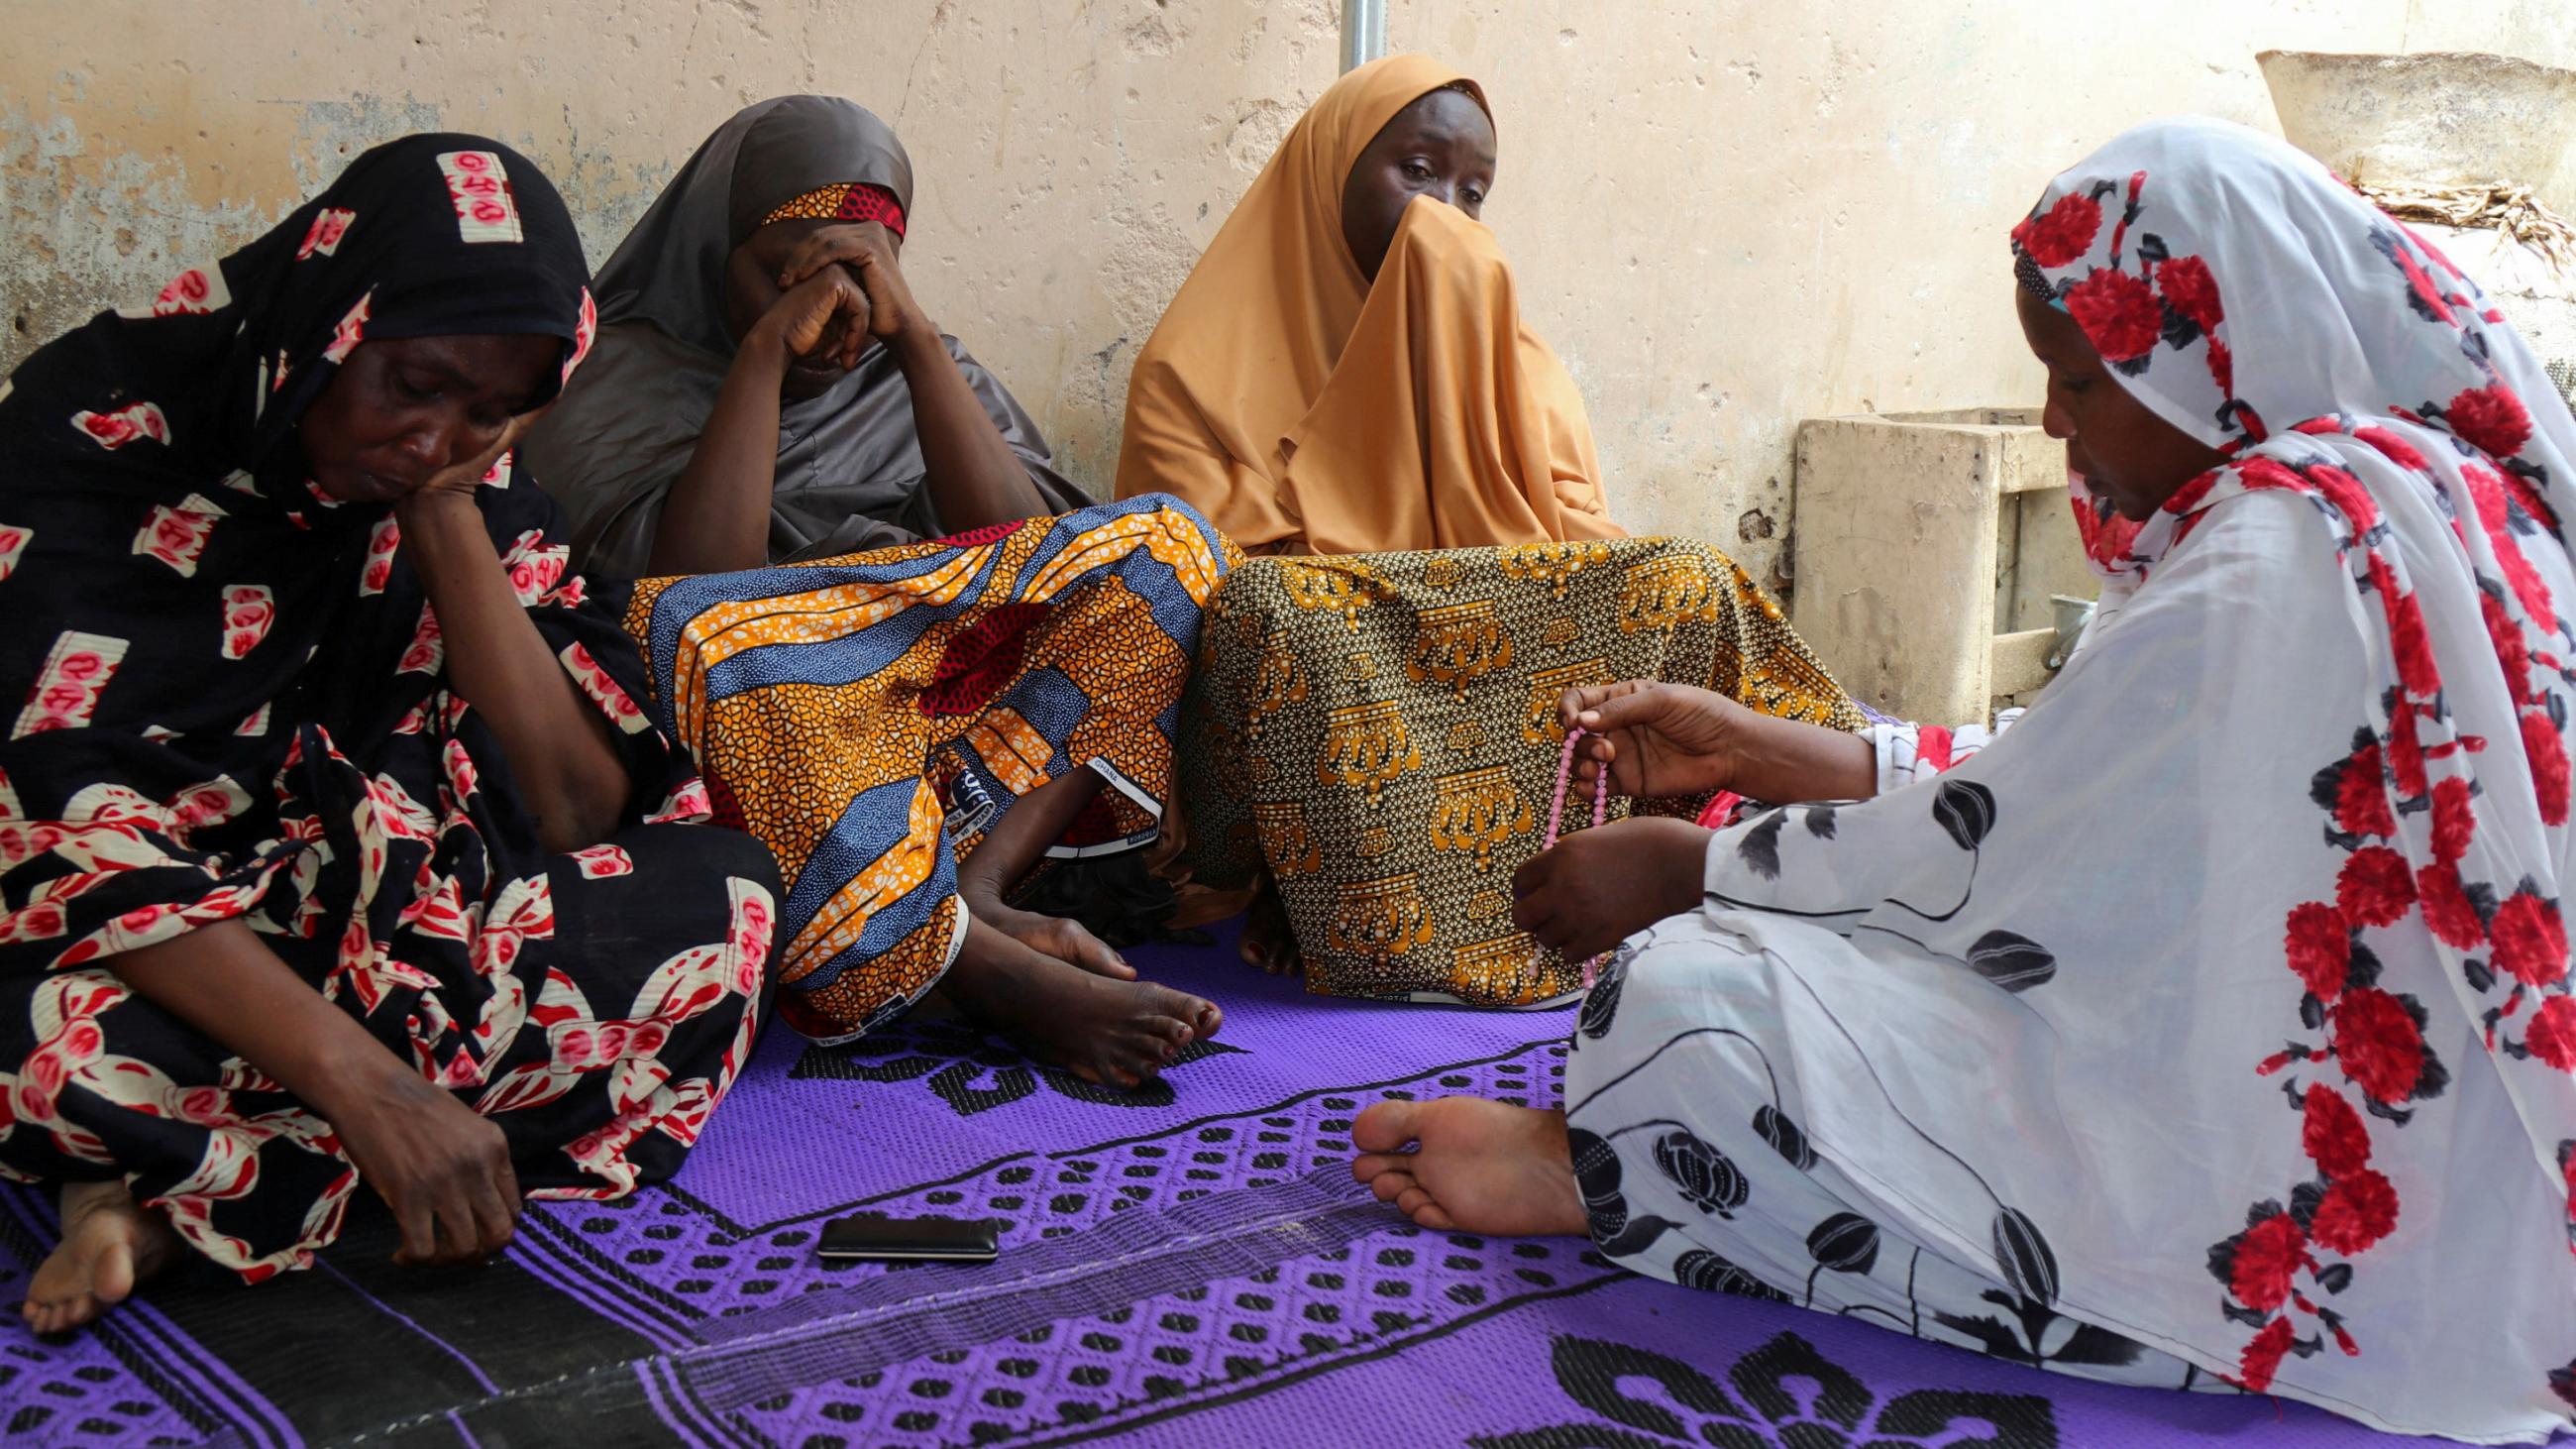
[1351,117,2576,1443]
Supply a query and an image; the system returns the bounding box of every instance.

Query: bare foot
[1351,1097,1588,1236]
[1239,874,1304,976]
[944,918,1223,1088]
[972,895,1136,980]
[23,1180,183,1334]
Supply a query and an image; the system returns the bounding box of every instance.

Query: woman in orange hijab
[1115,55,1620,555]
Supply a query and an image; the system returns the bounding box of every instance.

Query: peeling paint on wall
[5,0,2571,568]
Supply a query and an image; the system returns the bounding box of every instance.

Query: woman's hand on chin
[1509,815,1710,964]
[396,408,548,518]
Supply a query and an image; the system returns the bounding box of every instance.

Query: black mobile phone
[815,1213,1001,1264]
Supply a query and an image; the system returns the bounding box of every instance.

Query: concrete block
[1790,408,2091,724]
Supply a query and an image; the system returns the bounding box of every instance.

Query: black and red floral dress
[0,134,779,1280]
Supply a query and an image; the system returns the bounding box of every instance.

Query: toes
[1351,1153,1412,1188]
[1194,1001,1224,1037]
[1363,1167,1417,1204]
[1408,1198,1457,1231]
[1092,1044,1156,1089]
[1351,1099,1424,1154]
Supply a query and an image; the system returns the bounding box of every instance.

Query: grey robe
[522,94,1087,579]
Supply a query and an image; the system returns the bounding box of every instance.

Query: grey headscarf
[521,95,1086,579]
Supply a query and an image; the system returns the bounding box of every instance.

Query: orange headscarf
[1114,55,1621,555]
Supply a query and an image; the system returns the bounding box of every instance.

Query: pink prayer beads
[1540,725,1613,985]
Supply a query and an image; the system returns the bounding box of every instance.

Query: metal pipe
[1341,0,1387,72]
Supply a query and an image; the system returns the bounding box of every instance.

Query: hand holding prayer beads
[1509,813,1711,968]
[1558,680,1756,798]
[1561,680,1879,806]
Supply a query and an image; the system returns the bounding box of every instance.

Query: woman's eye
[392,374,438,402]
[1462,188,1486,206]
[1403,161,1434,180]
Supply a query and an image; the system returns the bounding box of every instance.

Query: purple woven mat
[0,920,2474,1446]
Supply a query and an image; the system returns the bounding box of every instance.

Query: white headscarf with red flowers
[2010,115,2576,1424]
[1659,117,2576,1441]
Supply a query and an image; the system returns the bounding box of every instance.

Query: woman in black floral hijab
[0,134,778,1330]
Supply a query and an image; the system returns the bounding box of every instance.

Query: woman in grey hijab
[523,95,1088,579]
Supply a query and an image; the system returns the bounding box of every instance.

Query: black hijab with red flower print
[0,134,694,978]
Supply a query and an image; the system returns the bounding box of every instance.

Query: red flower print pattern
[559,643,648,734]
[2315,734,2397,839]
[2010,190,2102,268]
[2429,778,2475,863]
[323,291,371,366]
[437,151,524,245]
[2442,385,2531,461]
[397,606,443,676]
[2236,1317,2301,1393]
[2385,706,2428,800]
[72,402,171,451]
[2353,426,2427,473]
[565,288,597,385]
[498,529,569,607]
[2156,254,2223,333]
[296,207,356,261]
[127,266,231,318]
[2484,593,2535,707]
[2522,711,2570,827]
[2462,465,2557,627]
[2065,268,2162,363]
[2386,236,2455,324]
[219,585,275,661]
[2335,847,2415,930]
[2331,987,2432,1105]
[130,493,228,579]
[570,843,635,880]
[2304,465,2379,535]
[2301,1083,2371,1176]
[2308,1170,2400,1255]
[11,630,129,739]
[2416,863,2489,949]
[2527,996,2576,1071]
[2286,902,2352,999]
[2224,1209,2308,1313]
[360,515,401,596]
[2490,891,2568,989]
[0,522,30,585]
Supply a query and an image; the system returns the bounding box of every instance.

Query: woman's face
[2016,286,2227,521]
[723,217,902,398]
[1340,87,1497,283]
[299,334,556,504]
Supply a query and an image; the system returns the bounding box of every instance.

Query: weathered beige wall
[6,1,2572,589]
